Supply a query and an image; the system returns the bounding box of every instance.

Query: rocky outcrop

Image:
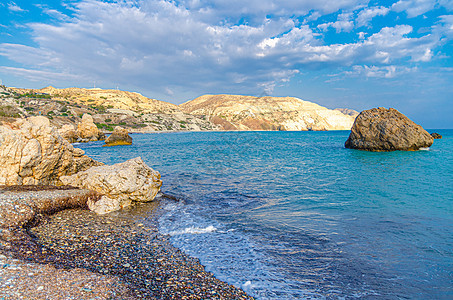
[77,114,105,142]
[104,126,132,146]
[58,124,78,143]
[431,132,442,139]
[60,157,162,214]
[180,94,356,131]
[345,107,434,151]
[0,116,103,185]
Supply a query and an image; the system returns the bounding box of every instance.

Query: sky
[0,0,452,128]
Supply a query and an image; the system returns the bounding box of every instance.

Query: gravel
[0,187,253,299]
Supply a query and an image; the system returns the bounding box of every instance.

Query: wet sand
[0,186,252,299]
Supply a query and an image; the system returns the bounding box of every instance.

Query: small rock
[104,126,132,146]
[430,132,442,139]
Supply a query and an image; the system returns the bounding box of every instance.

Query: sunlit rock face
[58,124,78,143]
[77,113,105,142]
[180,94,357,131]
[345,107,434,151]
[0,116,102,185]
[104,126,132,146]
[60,157,162,214]
[0,117,102,185]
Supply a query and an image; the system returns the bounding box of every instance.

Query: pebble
[26,205,253,299]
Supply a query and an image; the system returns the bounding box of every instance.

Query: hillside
[5,86,217,132]
[1,86,358,133]
[180,94,358,131]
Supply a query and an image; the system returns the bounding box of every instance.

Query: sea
[77,130,453,299]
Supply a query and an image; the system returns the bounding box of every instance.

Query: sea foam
[167,225,217,236]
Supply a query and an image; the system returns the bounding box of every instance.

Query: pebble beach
[0,186,253,299]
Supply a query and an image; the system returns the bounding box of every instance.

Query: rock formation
[430,132,442,139]
[77,114,105,142]
[345,107,434,151]
[60,157,162,214]
[0,116,103,185]
[180,94,356,131]
[104,126,132,146]
[58,124,78,143]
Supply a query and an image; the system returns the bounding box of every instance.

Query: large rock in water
[345,107,434,151]
[104,126,132,146]
[0,116,103,185]
[60,157,162,214]
[77,114,105,142]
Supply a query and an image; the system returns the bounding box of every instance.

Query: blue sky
[0,0,452,128]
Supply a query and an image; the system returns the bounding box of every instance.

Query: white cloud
[165,87,174,96]
[178,0,369,23]
[356,6,390,27]
[392,0,437,17]
[347,65,416,78]
[0,66,81,82]
[435,14,453,38]
[318,12,354,33]
[439,0,453,10]
[0,0,444,96]
[7,2,26,12]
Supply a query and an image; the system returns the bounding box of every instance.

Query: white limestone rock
[0,116,102,185]
[77,114,104,141]
[60,157,162,214]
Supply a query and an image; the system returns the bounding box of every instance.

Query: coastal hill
[36,86,179,113]
[180,94,358,131]
[1,85,357,132]
[5,86,216,131]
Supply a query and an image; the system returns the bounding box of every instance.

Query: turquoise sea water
[78,130,453,299]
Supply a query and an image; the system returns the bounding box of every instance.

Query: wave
[167,225,217,236]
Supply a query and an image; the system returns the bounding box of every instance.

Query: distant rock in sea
[430,132,442,139]
[180,94,356,131]
[104,126,132,146]
[345,107,434,151]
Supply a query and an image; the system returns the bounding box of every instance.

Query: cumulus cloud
[318,13,354,33]
[356,6,390,27]
[347,65,417,78]
[392,0,437,17]
[178,0,369,23]
[7,2,26,12]
[0,0,446,97]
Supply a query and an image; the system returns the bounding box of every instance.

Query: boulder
[104,126,132,146]
[430,132,442,139]
[0,116,103,185]
[58,124,78,143]
[345,107,434,151]
[60,157,162,214]
[77,114,105,142]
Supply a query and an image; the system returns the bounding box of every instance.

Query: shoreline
[0,186,253,299]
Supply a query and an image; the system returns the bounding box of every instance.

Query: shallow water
[78,130,453,299]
